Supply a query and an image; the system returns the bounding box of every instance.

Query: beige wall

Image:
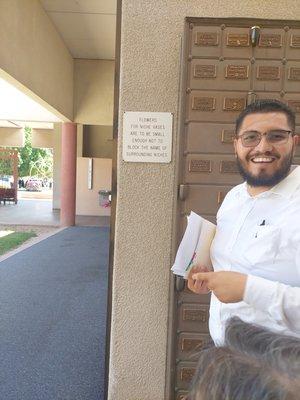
[0,127,23,147]
[74,59,114,125]
[0,0,73,121]
[83,125,113,158]
[76,157,112,216]
[109,2,300,400]
[31,129,53,149]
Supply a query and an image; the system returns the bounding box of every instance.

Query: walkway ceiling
[0,0,116,131]
[40,0,117,60]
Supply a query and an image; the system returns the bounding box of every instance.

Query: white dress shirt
[210,165,300,345]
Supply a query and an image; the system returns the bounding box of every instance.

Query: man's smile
[250,156,277,163]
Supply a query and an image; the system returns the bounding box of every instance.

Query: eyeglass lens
[241,130,291,147]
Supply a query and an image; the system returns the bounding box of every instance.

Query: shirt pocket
[243,225,281,266]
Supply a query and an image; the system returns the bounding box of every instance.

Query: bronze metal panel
[222,27,252,58]
[285,62,300,92]
[190,26,221,57]
[186,123,235,154]
[223,97,246,112]
[188,91,248,122]
[220,160,239,174]
[178,303,210,332]
[176,362,197,390]
[177,332,211,359]
[287,100,300,113]
[225,64,249,79]
[253,28,284,59]
[226,33,250,47]
[253,61,282,91]
[191,96,216,111]
[193,63,216,79]
[182,185,233,215]
[189,60,250,91]
[189,159,212,173]
[259,33,282,48]
[185,154,243,185]
[286,29,300,58]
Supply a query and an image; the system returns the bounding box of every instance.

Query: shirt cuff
[243,274,279,312]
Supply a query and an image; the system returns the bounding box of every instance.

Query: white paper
[171,212,216,278]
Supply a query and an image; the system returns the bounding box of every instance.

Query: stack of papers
[171,212,216,278]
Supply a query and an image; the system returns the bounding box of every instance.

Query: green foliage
[0,230,37,255]
[0,127,53,178]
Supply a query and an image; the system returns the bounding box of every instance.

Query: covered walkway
[0,226,109,400]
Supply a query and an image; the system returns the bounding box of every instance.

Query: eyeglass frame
[236,129,295,148]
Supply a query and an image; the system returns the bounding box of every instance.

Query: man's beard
[236,151,294,187]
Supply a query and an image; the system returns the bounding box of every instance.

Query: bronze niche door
[171,18,300,400]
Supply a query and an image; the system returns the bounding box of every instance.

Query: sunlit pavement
[0,192,109,227]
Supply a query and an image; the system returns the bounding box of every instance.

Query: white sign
[122,112,173,163]
[87,158,93,189]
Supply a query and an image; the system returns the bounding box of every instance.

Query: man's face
[234,112,297,187]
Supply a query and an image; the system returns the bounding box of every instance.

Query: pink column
[60,122,77,226]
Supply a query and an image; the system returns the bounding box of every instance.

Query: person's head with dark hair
[235,99,296,135]
[233,99,298,192]
[224,317,300,378]
[188,318,300,400]
[188,345,298,400]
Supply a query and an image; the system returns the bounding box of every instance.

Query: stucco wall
[0,0,73,121]
[83,125,113,158]
[76,157,112,216]
[0,127,23,147]
[74,59,114,125]
[31,129,54,149]
[109,2,300,400]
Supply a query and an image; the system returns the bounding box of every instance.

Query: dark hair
[188,318,300,400]
[225,317,300,378]
[235,99,296,134]
[188,346,298,400]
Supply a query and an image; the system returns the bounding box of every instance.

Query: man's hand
[187,265,212,294]
[189,271,247,303]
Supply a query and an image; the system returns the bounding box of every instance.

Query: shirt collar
[235,165,300,200]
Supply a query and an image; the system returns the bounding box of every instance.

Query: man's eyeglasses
[237,129,294,147]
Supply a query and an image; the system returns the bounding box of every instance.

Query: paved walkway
[0,226,109,400]
[0,199,110,227]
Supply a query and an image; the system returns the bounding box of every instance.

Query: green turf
[0,231,37,256]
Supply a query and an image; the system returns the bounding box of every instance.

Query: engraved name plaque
[290,35,300,48]
[223,98,246,111]
[181,368,196,383]
[288,67,300,81]
[192,97,216,111]
[287,100,300,113]
[220,160,239,173]
[259,34,282,47]
[189,159,212,173]
[221,130,235,143]
[183,308,208,323]
[257,66,280,80]
[226,33,249,47]
[195,32,219,46]
[225,65,249,79]
[194,64,216,78]
[181,338,205,352]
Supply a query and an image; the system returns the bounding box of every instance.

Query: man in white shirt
[188,99,300,345]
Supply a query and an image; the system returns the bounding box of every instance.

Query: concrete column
[60,122,77,226]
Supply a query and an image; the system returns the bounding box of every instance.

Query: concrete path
[0,226,109,400]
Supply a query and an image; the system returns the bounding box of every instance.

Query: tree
[18,127,53,178]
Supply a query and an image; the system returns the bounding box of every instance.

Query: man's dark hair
[235,99,296,134]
